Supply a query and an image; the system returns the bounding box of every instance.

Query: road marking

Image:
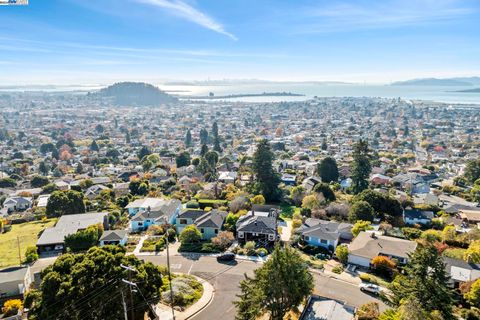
[171,263,182,269]
[188,263,193,275]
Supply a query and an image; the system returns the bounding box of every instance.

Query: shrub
[211,231,234,250]
[161,276,203,308]
[179,225,202,244]
[244,241,257,256]
[256,248,268,257]
[402,227,422,240]
[186,200,200,209]
[420,229,443,243]
[25,246,39,263]
[332,265,344,274]
[2,299,22,316]
[335,245,349,264]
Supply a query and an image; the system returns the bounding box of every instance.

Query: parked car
[217,251,235,261]
[359,283,381,295]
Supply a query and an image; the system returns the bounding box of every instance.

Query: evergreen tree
[213,137,222,153]
[317,157,339,183]
[176,151,191,168]
[138,145,151,160]
[90,139,99,152]
[234,245,313,320]
[125,130,131,144]
[351,139,371,194]
[200,144,209,157]
[252,139,281,202]
[39,161,49,176]
[212,121,219,140]
[75,162,83,174]
[200,128,209,145]
[388,244,456,319]
[185,129,192,148]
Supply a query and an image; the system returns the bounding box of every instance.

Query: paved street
[138,254,386,319]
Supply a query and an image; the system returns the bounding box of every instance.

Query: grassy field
[0,219,57,268]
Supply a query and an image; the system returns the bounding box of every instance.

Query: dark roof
[404,209,434,220]
[236,214,276,234]
[178,209,206,220]
[100,230,128,241]
[195,210,227,229]
[444,203,480,214]
[299,219,353,241]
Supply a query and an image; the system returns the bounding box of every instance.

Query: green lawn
[0,219,57,268]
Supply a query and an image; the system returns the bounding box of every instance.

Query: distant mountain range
[91,82,177,106]
[392,77,480,86]
[453,87,480,93]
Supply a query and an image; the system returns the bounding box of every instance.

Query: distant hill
[391,78,475,86]
[92,82,177,105]
[454,87,480,93]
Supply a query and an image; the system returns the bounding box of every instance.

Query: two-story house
[298,218,353,251]
[129,199,181,232]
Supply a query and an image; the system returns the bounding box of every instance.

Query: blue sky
[0,0,479,84]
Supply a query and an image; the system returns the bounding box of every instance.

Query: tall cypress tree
[185,129,192,147]
[351,139,371,194]
[252,139,281,202]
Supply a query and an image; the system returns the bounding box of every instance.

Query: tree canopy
[25,246,164,320]
[252,139,281,202]
[317,157,339,183]
[46,190,85,217]
[234,245,313,320]
[351,139,372,194]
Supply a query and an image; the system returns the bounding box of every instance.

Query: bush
[211,231,234,250]
[179,225,202,244]
[402,227,422,240]
[178,242,222,253]
[2,299,22,316]
[161,275,203,308]
[186,200,200,209]
[244,241,257,256]
[25,246,39,263]
[332,265,344,274]
[359,273,389,287]
[256,248,268,257]
[335,245,349,264]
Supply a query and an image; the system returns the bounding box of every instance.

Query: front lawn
[0,219,57,268]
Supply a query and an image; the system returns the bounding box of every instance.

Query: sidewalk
[155,275,215,320]
[131,234,148,255]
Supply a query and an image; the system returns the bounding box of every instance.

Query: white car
[359,283,381,295]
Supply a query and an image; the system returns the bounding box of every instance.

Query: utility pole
[165,232,175,320]
[120,287,128,320]
[121,264,136,320]
[17,236,22,265]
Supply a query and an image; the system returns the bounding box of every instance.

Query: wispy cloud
[135,0,237,40]
[293,0,476,33]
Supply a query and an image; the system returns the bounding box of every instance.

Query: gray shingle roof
[195,210,227,229]
[99,230,128,242]
[348,232,417,260]
[236,214,276,234]
[37,212,108,246]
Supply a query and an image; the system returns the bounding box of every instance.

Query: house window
[214,229,218,234]
[200,228,204,234]
[320,239,328,244]
[305,236,310,241]
[238,232,244,238]
[138,222,143,226]
[179,219,188,225]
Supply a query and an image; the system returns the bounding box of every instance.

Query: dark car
[217,251,236,261]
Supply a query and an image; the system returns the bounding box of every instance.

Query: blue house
[298,218,353,251]
[175,209,227,240]
[175,209,207,234]
[129,199,181,232]
[195,210,228,240]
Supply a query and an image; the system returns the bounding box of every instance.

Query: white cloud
[293,0,476,33]
[135,0,237,40]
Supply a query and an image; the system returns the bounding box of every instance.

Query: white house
[129,199,181,232]
[3,196,32,212]
[348,232,417,268]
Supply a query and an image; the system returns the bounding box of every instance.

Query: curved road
[137,254,385,319]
